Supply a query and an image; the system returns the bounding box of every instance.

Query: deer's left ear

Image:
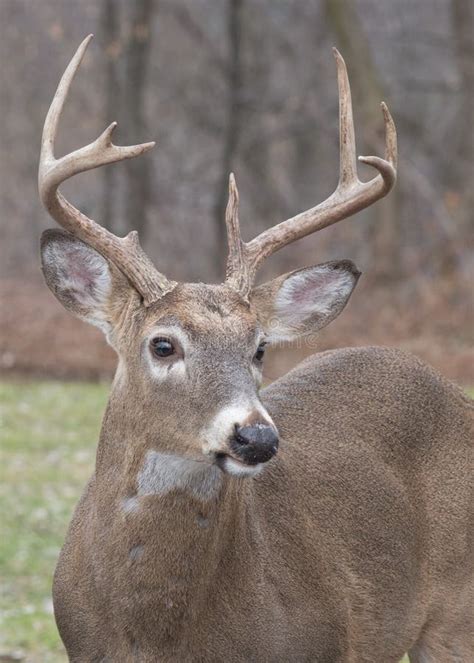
[250,260,360,342]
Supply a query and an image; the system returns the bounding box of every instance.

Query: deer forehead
[141,283,258,340]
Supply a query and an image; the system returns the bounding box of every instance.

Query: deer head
[39,36,397,478]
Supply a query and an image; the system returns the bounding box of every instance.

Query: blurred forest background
[0,0,473,383]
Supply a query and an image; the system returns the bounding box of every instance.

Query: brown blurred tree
[213,0,244,273]
[124,0,156,241]
[101,0,121,232]
[123,0,155,241]
[449,0,474,261]
[101,0,156,240]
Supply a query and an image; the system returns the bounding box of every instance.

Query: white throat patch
[137,451,222,500]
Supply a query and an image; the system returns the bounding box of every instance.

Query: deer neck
[92,389,266,642]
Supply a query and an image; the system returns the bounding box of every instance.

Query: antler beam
[39,34,175,306]
[225,48,398,298]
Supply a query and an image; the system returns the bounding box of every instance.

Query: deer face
[41,231,359,477]
[128,281,278,477]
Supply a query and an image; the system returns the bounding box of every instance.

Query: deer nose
[230,423,279,465]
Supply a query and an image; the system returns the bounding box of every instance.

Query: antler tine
[334,48,358,188]
[224,49,398,299]
[39,35,176,306]
[358,101,397,184]
[225,173,240,266]
[225,173,252,293]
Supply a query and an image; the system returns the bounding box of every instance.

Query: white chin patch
[220,456,263,478]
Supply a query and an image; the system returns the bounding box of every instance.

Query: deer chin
[214,453,264,478]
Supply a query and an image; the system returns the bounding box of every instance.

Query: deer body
[53,343,472,662]
[38,38,473,662]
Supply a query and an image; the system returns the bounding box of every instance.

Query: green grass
[5,382,470,661]
[0,381,108,662]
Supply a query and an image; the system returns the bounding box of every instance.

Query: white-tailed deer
[39,36,472,662]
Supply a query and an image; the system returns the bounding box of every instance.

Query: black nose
[230,424,279,465]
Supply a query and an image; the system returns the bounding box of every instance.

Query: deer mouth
[214,452,265,477]
[213,442,279,477]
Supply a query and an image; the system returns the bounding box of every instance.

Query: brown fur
[42,233,473,662]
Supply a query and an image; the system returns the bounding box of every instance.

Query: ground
[3,380,471,661]
[0,381,107,663]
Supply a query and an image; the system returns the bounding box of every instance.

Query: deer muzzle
[230,423,279,465]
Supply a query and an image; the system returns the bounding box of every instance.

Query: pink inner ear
[58,244,110,305]
[289,271,335,305]
[275,266,356,323]
[69,251,101,292]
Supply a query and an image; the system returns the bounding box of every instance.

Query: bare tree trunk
[449,0,474,258]
[324,0,384,135]
[102,0,121,232]
[123,0,155,241]
[451,0,474,181]
[241,29,275,225]
[213,0,244,277]
[324,0,401,281]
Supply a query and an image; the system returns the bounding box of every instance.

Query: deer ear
[40,229,130,336]
[250,260,360,342]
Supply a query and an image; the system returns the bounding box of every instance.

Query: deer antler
[39,34,176,306]
[225,48,398,297]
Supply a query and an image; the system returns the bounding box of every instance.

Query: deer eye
[151,337,175,358]
[254,342,266,363]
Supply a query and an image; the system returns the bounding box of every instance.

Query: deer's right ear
[40,229,131,335]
